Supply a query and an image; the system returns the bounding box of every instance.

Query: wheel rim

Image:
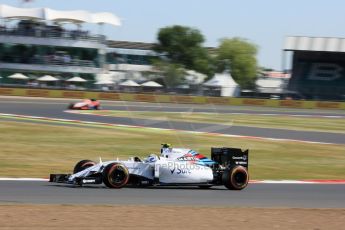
[234,171,247,185]
[109,166,128,185]
[231,168,248,188]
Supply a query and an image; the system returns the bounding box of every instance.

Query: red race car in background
[68,99,101,110]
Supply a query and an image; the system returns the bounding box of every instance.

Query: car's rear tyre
[73,160,96,174]
[222,166,249,190]
[68,103,75,109]
[102,163,129,189]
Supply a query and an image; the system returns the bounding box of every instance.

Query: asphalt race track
[1,181,345,208]
[0,97,345,144]
[2,96,345,116]
[0,96,345,208]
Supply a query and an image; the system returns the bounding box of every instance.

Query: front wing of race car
[50,173,104,185]
[50,160,156,187]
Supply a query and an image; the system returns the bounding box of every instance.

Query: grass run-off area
[0,118,344,179]
[77,110,345,133]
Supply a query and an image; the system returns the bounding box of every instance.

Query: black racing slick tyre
[222,166,249,190]
[68,103,75,109]
[102,163,129,189]
[73,160,96,174]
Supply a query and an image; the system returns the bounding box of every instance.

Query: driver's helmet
[160,143,172,158]
[145,153,159,163]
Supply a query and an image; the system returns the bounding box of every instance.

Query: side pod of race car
[50,145,249,190]
[68,99,101,110]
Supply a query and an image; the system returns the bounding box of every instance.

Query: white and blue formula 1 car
[50,144,249,190]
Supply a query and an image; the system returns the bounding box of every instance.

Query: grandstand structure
[284,36,345,100]
[106,40,158,75]
[0,4,121,87]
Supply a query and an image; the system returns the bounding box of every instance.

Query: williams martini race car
[68,99,101,110]
[50,144,249,190]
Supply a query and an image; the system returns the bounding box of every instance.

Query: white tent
[203,71,240,97]
[37,75,59,81]
[66,76,87,82]
[185,70,207,84]
[119,80,140,87]
[7,73,29,80]
[141,81,163,87]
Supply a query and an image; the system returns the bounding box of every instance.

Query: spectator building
[0,4,120,86]
[284,36,345,100]
[104,40,159,83]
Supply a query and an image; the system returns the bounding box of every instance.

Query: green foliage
[154,27,259,87]
[153,60,185,88]
[154,25,211,75]
[216,37,258,89]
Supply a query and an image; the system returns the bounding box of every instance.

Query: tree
[154,25,211,75]
[153,60,185,88]
[216,37,258,89]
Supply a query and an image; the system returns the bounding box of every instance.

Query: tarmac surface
[1,181,345,208]
[0,97,344,144]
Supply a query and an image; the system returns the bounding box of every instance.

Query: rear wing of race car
[211,147,248,169]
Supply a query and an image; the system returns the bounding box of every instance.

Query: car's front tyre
[102,163,129,189]
[73,159,96,174]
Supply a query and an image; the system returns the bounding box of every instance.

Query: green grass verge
[0,119,344,179]
[78,110,345,133]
